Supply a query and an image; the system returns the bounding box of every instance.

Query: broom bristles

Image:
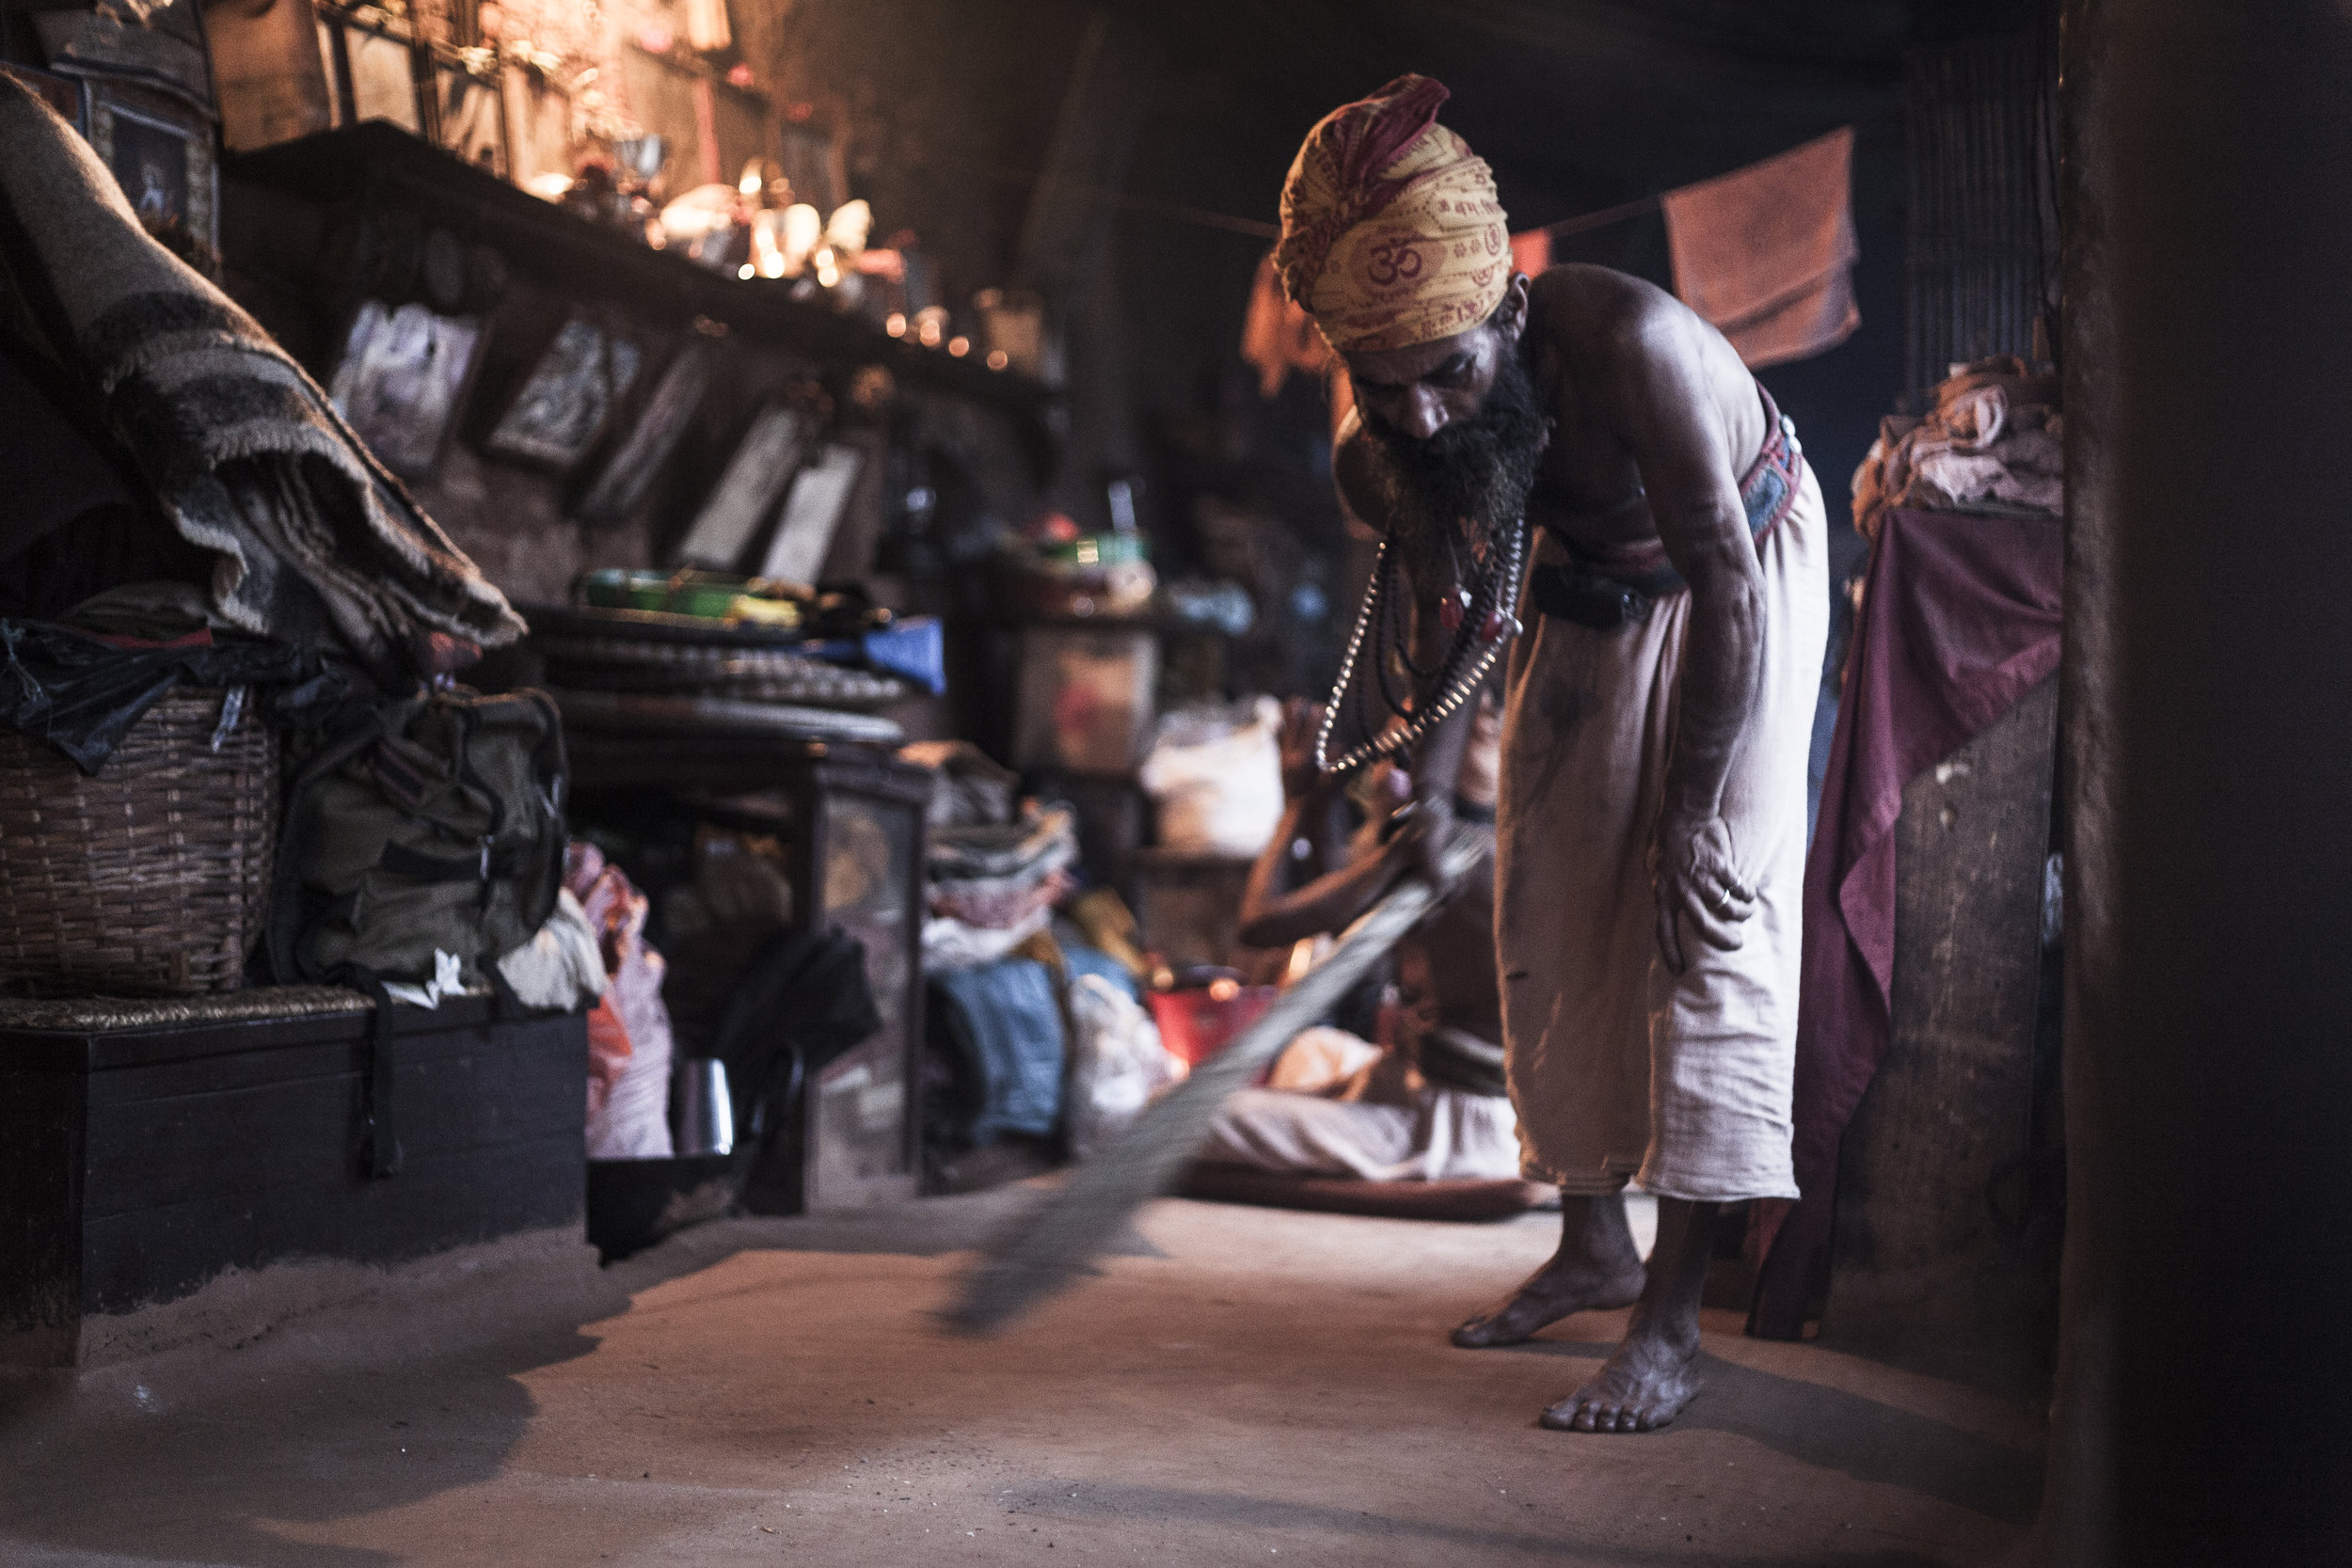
[944,821,1492,1334]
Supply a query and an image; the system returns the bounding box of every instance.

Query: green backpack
[271,688,569,1175]
[277,687,569,985]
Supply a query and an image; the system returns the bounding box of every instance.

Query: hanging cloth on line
[1663,126,1861,370]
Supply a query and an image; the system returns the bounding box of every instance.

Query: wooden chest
[0,989,587,1368]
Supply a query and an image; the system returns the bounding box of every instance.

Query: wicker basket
[0,688,280,995]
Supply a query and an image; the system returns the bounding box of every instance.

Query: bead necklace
[1314,510,1526,779]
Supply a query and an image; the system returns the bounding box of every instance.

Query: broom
[945,820,1492,1333]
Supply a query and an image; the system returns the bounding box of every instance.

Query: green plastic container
[578,569,790,620]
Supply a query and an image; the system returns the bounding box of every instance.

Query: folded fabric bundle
[898,739,1020,830]
[0,75,523,679]
[923,804,1079,973]
[923,908,1056,973]
[927,803,1079,883]
[930,864,1074,931]
[926,958,1065,1148]
[1852,356,2063,543]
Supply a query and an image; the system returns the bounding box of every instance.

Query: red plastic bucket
[1147,984,1279,1068]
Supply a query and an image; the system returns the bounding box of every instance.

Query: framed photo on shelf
[316,8,423,133]
[757,443,864,589]
[675,404,810,571]
[432,58,506,177]
[573,340,714,527]
[484,318,645,472]
[87,88,215,256]
[326,299,486,482]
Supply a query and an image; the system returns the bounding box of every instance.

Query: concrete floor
[0,1188,2042,1566]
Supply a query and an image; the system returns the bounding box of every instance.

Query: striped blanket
[0,72,521,675]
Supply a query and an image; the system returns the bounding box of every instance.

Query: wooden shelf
[222,124,1057,426]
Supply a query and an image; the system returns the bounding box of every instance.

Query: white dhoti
[1496,462,1829,1202]
[1195,1028,1524,1182]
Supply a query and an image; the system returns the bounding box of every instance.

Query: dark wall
[738,0,1090,320]
[733,2,2011,699]
[1102,22,1911,695]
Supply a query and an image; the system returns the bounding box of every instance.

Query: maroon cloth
[1748,506,2063,1338]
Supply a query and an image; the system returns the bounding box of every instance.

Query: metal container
[669,1058,736,1157]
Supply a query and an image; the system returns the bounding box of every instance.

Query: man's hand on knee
[1650,809,1756,974]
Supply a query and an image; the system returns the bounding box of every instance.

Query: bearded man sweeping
[1277,76,1829,1433]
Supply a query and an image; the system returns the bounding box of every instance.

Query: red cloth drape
[1748,505,2064,1338]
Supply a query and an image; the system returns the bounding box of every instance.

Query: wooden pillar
[1825,676,2058,1395]
[2040,1,2352,1558]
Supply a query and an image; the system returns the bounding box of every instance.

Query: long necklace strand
[1314,513,1526,779]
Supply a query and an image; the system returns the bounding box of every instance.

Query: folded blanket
[0,75,522,675]
[928,804,1079,882]
[1851,356,2063,542]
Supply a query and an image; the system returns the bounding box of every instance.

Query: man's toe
[1454,1318,1512,1348]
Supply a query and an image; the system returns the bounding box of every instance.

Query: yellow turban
[1274,75,1512,355]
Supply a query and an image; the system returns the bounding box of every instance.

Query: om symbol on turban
[1366,237,1425,290]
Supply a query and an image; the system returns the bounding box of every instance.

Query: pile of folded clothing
[923,802,1079,972]
[1851,355,2063,543]
[901,738,1082,972]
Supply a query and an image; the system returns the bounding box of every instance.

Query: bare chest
[1529,398,1656,548]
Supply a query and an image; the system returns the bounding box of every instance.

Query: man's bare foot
[1452,1194,1645,1348]
[1539,1318,1704,1433]
[1452,1253,1645,1347]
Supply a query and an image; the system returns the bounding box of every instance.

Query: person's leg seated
[1451,1190,1645,1347]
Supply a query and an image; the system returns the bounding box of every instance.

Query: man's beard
[1361,341,1547,548]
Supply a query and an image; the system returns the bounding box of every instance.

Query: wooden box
[0,990,588,1368]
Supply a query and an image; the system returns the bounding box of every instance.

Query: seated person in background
[1188,696,1529,1192]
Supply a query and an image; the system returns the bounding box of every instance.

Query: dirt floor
[0,1188,2042,1566]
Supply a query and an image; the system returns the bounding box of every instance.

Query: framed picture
[326,14,422,133]
[757,443,864,589]
[326,299,486,481]
[88,89,215,256]
[433,59,506,177]
[573,341,714,527]
[485,318,645,472]
[675,404,809,571]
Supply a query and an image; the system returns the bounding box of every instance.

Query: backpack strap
[377,840,534,883]
[268,700,403,984]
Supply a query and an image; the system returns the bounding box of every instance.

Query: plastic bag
[570,843,676,1159]
[0,618,354,774]
[1138,696,1285,857]
[1066,973,1186,1160]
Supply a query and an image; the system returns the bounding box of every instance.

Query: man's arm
[1237,699,1406,949]
[1607,309,1766,973]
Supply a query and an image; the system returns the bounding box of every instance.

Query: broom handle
[947,820,1493,1332]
